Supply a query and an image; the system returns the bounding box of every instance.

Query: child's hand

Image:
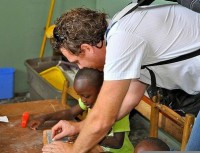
[28,117,46,130]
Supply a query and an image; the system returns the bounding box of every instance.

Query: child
[134,137,170,153]
[29,68,133,153]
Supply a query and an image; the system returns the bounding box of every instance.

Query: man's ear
[80,44,94,55]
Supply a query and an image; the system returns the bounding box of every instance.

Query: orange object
[21,112,29,128]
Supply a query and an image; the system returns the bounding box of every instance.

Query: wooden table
[0,99,103,153]
[0,100,66,153]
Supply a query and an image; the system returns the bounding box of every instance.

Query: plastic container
[0,67,15,99]
[24,56,63,100]
[24,56,78,101]
[39,66,66,91]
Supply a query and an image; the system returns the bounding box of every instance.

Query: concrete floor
[129,110,149,146]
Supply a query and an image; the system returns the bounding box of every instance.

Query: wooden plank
[181,114,195,151]
[0,99,64,117]
[0,100,66,153]
[135,97,183,142]
[43,129,70,144]
[0,100,102,153]
[67,86,79,100]
[149,102,159,137]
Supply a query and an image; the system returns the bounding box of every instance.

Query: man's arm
[117,80,147,120]
[72,79,146,153]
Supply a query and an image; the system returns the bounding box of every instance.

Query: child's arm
[99,132,125,149]
[29,104,84,130]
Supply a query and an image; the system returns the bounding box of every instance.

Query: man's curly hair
[51,8,108,55]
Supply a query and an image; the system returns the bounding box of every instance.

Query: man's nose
[67,58,75,63]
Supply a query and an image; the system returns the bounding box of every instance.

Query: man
[42,3,200,153]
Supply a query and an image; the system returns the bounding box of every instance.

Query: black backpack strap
[121,0,146,19]
[137,0,155,6]
[141,48,200,69]
[146,67,157,99]
[142,48,200,99]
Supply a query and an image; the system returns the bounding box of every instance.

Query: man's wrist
[76,120,85,132]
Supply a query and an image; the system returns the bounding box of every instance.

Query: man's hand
[42,141,103,153]
[52,120,82,140]
[42,141,73,153]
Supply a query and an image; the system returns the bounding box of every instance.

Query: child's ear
[80,44,94,55]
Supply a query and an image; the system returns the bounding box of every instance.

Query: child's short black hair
[74,68,103,88]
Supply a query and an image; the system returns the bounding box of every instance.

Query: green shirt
[78,98,134,153]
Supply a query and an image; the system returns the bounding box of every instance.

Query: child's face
[74,79,99,108]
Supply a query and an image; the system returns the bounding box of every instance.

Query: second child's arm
[99,132,124,149]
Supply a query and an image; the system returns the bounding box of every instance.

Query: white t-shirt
[104,4,200,94]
